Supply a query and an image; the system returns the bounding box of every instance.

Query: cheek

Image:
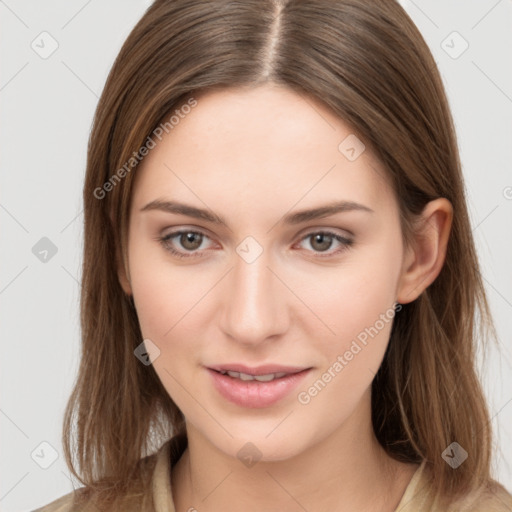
[299,237,402,386]
[294,274,399,430]
[128,245,206,408]
[129,238,206,340]
[300,244,400,345]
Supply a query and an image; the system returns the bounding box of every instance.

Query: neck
[171,392,418,512]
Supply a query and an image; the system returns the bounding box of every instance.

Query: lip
[206,365,312,408]
[208,363,308,376]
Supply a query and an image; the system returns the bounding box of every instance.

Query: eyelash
[157,229,354,260]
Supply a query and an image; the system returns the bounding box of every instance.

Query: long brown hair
[63,0,501,507]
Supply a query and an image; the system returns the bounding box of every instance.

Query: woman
[34,0,512,510]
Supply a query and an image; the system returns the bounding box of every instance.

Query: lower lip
[207,368,311,408]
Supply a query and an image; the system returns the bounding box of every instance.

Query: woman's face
[122,84,410,461]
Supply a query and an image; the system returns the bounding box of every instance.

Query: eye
[157,228,354,259]
[296,230,353,257]
[158,229,213,259]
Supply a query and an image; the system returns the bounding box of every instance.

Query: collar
[152,433,188,512]
[150,434,426,512]
[394,460,428,511]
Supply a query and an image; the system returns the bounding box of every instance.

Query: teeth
[253,373,275,382]
[221,370,288,382]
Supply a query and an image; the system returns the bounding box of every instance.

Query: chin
[205,421,315,465]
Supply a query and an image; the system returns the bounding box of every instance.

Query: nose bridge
[221,241,288,343]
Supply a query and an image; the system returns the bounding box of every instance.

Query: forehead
[131,85,395,219]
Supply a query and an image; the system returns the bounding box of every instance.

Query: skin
[118,84,453,512]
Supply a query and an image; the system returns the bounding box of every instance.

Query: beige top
[33,435,512,512]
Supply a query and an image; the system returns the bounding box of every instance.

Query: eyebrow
[139,199,374,227]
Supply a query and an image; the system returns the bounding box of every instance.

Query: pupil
[313,234,331,251]
[183,232,201,249]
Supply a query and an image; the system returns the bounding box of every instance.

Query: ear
[110,208,133,296]
[396,198,453,304]
[116,243,133,297]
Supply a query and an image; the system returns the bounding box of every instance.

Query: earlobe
[396,198,453,304]
[118,268,133,297]
[116,246,133,297]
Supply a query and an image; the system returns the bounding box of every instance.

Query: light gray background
[1,0,511,510]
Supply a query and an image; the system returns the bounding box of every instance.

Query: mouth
[213,369,291,382]
[208,363,309,377]
[206,364,312,408]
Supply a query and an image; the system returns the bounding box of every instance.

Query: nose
[219,246,290,346]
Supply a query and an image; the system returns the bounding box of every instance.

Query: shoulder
[32,492,71,511]
[31,488,90,512]
[31,442,167,512]
[397,461,512,512]
[31,479,148,512]
[451,480,512,512]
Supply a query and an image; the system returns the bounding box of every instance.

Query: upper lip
[207,363,310,376]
